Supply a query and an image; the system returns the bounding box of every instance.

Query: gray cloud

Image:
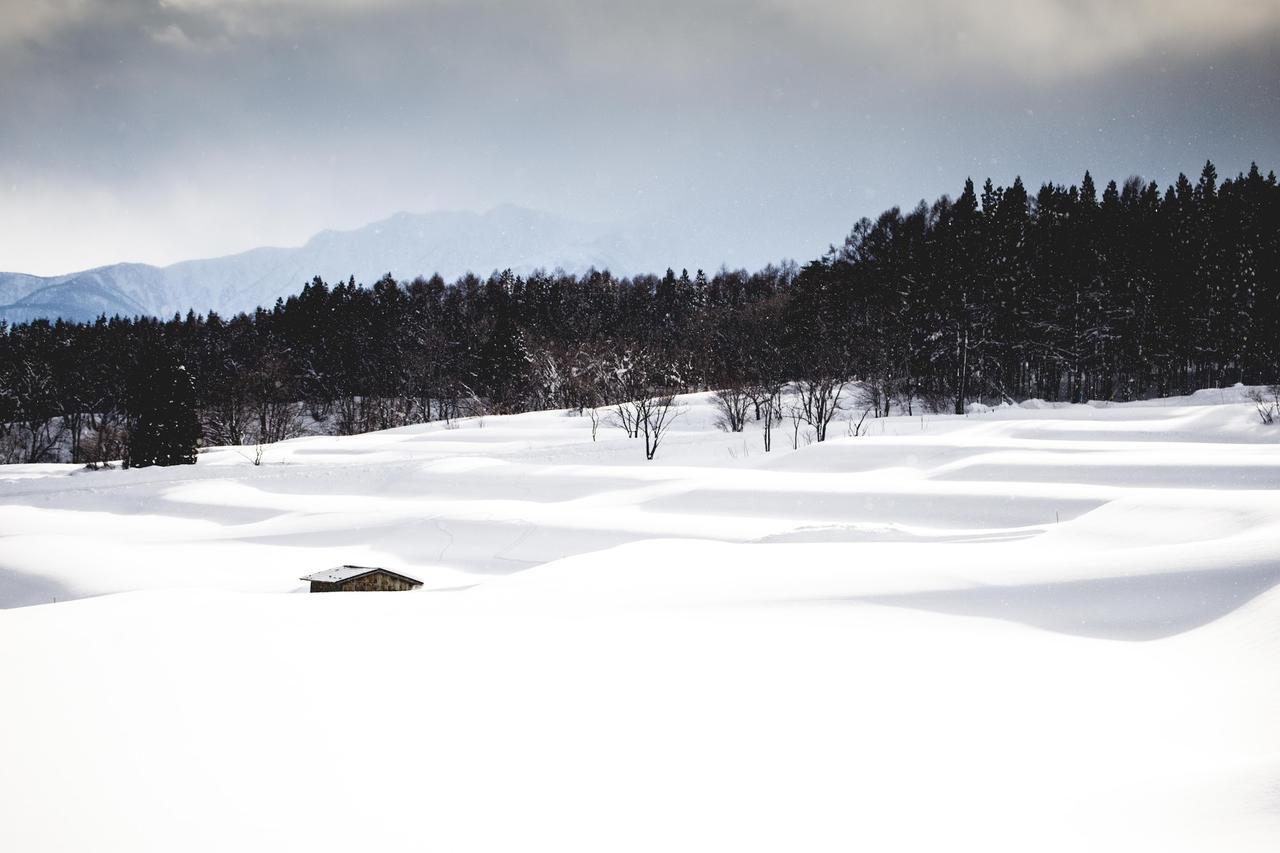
[0,0,1277,274]
[10,1,1275,75]
[769,0,1280,80]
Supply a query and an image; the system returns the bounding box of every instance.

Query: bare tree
[610,400,640,438]
[3,359,66,463]
[796,378,847,442]
[634,393,684,460]
[528,343,585,412]
[80,418,127,469]
[846,407,872,437]
[363,394,414,432]
[203,394,252,447]
[786,400,806,450]
[751,383,783,452]
[603,345,686,458]
[1247,385,1280,425]
[334,394,363,435]
[890,380,916,418]
[605,349,650,439]
[856,379,893,419]
[712,386,751,432]
[251,398,305,445]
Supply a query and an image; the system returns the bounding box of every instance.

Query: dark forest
[3,161,1278,465]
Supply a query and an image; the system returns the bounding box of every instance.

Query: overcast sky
[2,0,1277,275]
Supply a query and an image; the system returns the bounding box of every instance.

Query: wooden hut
[301,565,423,593]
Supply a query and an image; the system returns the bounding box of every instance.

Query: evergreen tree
[125,354,202,468]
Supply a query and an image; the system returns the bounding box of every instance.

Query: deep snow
[2,387,1279,851]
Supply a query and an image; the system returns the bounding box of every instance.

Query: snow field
[2,387,1280,851]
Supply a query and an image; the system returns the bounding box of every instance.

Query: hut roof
[299,565,423,586]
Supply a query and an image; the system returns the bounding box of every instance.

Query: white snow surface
[3,386,1280,851]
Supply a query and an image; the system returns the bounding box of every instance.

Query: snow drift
[2,389,1279,851]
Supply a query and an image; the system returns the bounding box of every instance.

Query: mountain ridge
[0,206,656,324]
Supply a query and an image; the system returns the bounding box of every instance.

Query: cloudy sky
[2,0,1277,275]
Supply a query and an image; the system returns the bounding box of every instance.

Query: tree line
[2,160,1278,465]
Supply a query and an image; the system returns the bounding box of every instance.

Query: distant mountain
[0,206,660,324]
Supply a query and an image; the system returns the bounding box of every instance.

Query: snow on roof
[299,565,421,584]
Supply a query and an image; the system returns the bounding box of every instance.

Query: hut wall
[339,572,417,592]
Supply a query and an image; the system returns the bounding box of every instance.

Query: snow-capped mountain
[0,206,656,324]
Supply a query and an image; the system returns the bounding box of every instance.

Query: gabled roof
[299,565,423,586]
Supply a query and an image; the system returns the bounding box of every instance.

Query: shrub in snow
[1247,386,1280,425]
[712,387,751,433]
[794,378,846,442]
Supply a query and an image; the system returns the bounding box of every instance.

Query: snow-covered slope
[2,387,1279,851]
[0,206,651,323]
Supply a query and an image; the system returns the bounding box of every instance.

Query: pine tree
[125,354,202,467]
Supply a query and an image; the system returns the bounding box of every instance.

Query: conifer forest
[3,161,1278,465]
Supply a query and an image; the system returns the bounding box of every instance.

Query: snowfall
[2,387,1279,852]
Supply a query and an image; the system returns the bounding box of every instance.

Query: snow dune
[2,389,1279,851]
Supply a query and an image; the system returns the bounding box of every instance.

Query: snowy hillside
[2,388,1280,851]
[0,206,654,323]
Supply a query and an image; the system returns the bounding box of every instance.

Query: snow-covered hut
[300,565,423,593]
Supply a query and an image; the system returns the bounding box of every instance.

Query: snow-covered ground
[3,387,1279,851]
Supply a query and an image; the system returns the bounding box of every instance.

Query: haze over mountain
[0,205,720,324]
